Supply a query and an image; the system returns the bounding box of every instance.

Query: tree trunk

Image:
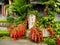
[44,5,48,16]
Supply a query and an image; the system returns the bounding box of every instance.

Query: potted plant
[30,26,43,43]
[55,21,60,45]
[56,35,60,45]
[7,16,27,40]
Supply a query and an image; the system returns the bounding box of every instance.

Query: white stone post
[28,14,36,29]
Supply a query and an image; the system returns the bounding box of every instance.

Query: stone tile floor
[0,38,48,45]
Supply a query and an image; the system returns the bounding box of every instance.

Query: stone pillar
[28,14,36,29]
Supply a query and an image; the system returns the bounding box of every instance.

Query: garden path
[0,39,47,45]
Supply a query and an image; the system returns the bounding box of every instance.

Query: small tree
[36,0,60,16]
[7,0,32,23]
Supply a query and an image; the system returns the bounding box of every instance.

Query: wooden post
[4,5,6,15]
[6,8,8,15]
[9,0,12,5]
[6,7,9,15]
[2,3,4,16]
[44,5,48,16]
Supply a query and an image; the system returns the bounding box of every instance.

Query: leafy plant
[36,15,55,28]
[44,37,58,45]
[7,0,33,24]
[28,10,38,15]
[9,0,32,15]
[7,14,15,23]
[55,21,60,37]
[0,30,10,37]
[53,0,60,12]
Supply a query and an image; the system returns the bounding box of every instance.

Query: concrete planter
[42,29,50,37]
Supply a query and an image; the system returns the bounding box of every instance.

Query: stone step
[0,23,8,27]
[0,27,7,30]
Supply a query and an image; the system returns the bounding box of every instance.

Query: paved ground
[0,15,7,20]
[0,38,47,45]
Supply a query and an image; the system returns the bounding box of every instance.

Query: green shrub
[0,30,10,37]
